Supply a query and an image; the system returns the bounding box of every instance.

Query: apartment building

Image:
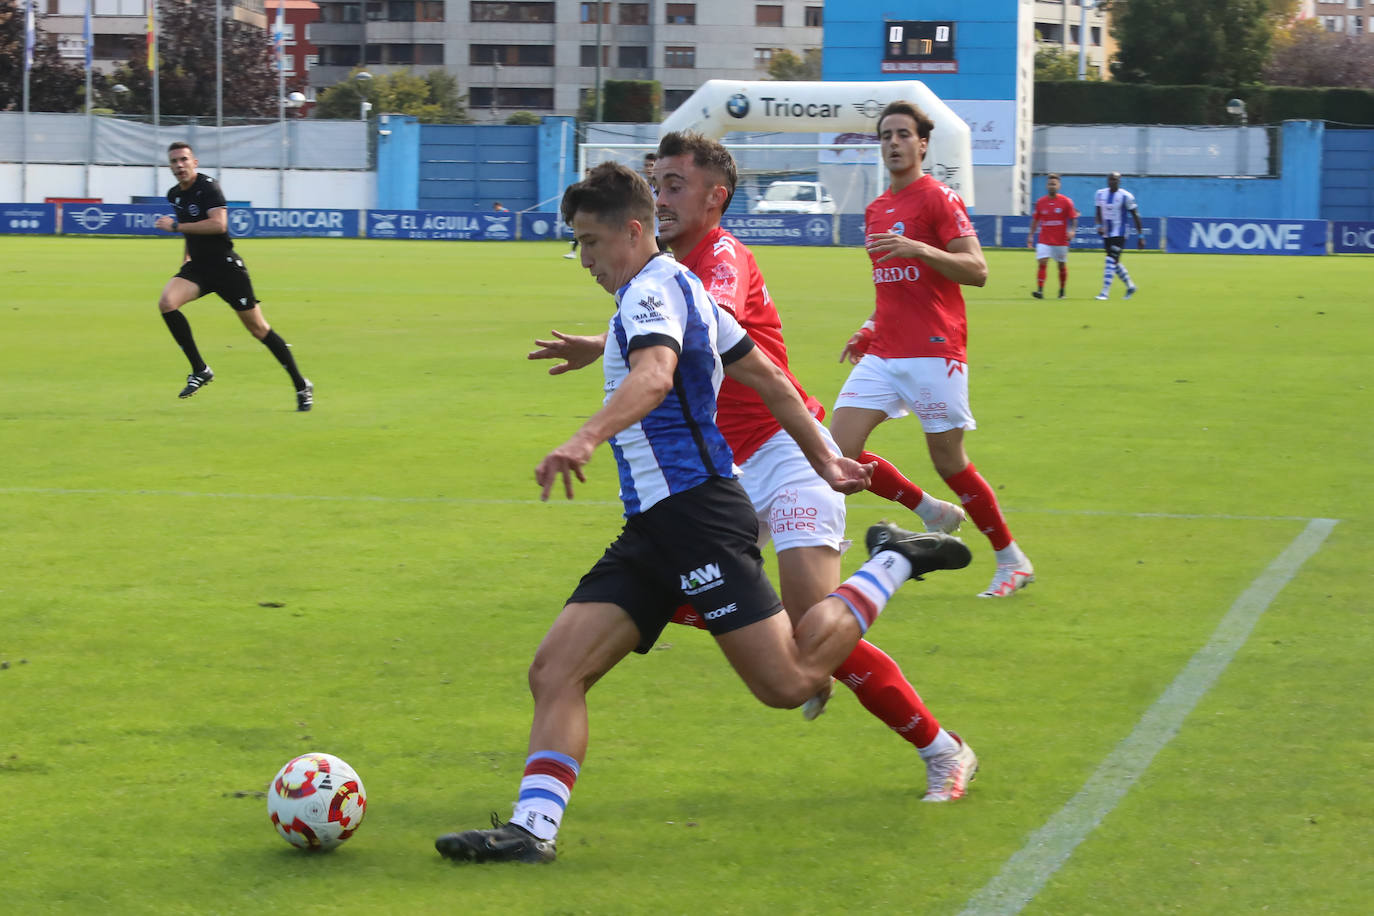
[1032,0,1113,78]
[41,0,269,72]
[1302,0,1369,38]
[307,0,825,120]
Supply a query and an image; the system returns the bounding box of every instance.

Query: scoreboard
[881,21,958,73]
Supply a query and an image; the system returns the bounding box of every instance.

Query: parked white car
[752,180,836,215]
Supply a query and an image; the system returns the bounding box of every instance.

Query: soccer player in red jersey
[833,101,1034,598]
[1027,173,1078,299]
[529,132,978,802]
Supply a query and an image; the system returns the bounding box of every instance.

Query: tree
[0,1,86,112]
[1106,0,1277,86]
[313,68,470,123]
[97,0,287,117]
[1264,18,1374,87]
[767,48,822,81]
[505,110,541,125]
[1034,45,1100,82]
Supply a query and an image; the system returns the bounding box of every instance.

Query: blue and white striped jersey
[1095,186,1139,237]
[603,253,753,517]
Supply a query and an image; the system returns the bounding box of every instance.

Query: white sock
[994,541,1027,567]
[918,728,958,760]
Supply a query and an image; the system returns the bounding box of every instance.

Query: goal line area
[579,141,883,217]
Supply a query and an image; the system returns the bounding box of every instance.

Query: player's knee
[743,671,816,709]
[527,644,589,701]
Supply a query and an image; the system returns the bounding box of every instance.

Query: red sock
[1058,263,1068,289]
[833,640,940,748]
[1036,264,1046,289]
[943,462,1013,550]
[860,450,926,510]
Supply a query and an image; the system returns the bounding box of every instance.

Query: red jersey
[680,226,823,465]
[1031,193,1078,246]
[865,174,977,362]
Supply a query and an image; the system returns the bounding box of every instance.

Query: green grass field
[1,236,1370,914]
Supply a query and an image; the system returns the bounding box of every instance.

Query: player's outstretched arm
[534,344,677,500]
[528,329,607,375]
[725,347,874,494]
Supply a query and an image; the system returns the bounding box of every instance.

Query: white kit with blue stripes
[1094,186,1138,237]
[602,253,753,517]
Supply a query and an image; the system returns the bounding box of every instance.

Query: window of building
[417,44,444,63]
[322,3,361,23]
[389,44,415,64]
[664,88,694,110]
[388,0,415,20]
[666,2,695,24]
[1069,25,1080,44]
[366,1,385,21]
[1091,26,1101,46]
[755,4,782,26]
[473,44,555,66]
[804,6,821,27]
[665,45,695,68]
[580,1,610,23]
[1351,0,1365,10]
[580,44,611,67]
[620,2,648,24]
[418,1,445,21]
[304,53,319,72]
[1352,14,1365,33]
[471,2,555,23]
[1038,23,1063,42]
[365,44,383,64]
[471,86,555,109]
[753,47,775,68]
[617,45,648,67]
[92,33,136,59]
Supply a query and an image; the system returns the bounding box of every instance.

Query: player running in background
[1093,171,1143,300]
[529,132,977,803]
[153,142,312,410]
[833,100,1034,599]
[1027,173,1078,299]
[436,162,970,864]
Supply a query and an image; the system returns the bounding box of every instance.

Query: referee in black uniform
[153,141,313,411]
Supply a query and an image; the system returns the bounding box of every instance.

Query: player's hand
[1096,225,1105,237]
[155,215,177,232]
[529,330,602,375]
[839,323,875,364]
[821,456,875,495]
[866,231,924,263]
[535,437,594,500]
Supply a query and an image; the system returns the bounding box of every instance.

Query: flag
[84,0,93,72]
[273,1,286,72]
[24,0,36,72]
[146,1,156,73]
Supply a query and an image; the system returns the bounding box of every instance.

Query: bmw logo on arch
[726,93,750,119]
[228,208,255,237]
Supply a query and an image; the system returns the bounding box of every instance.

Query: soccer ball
[266,752,367,850]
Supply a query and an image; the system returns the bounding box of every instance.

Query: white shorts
[737,423,849,553]
[1035,243,1069,262]
[833,355,976,434]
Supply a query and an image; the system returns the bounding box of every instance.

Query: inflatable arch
[658,80,974,207]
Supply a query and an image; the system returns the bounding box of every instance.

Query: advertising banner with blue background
[1003,216,1162,250]
[229,208,359,239]
[722,215,833,246]
[61,203,164,235]
[1,203,57,234]
[1166,217,1326,255]
[365,209,516,240]
[1332,221,1374,254]
[520,211,568,241]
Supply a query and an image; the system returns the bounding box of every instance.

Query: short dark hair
[656,131,738,212]
[1047,172,1061,181]
[561,161,655,229]
[643,152,658,162]
[877,100,935,141]
[168,141,193,155]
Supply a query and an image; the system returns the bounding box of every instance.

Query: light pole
[356,70,373,122]
[1077,0,1093,81]
[1227,98,1248,176]
[492,60,502,122]
[279,91,307,206]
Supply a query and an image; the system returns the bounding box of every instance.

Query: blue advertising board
[970,214,998,247]
[1002,216,1162,250]
[61,203,164,235]
[722,214,833,246]
[520,211,567,241]
[1166,217,1326,255]
[229,208,358,238]
[0,203,57,234]
[1332,221,1374,254]
[365,209,516,240]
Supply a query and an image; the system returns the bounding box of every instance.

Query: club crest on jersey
[188,204,200,216]
[889,221,905,235]
[707,262,739,303]
[629,295,667,324]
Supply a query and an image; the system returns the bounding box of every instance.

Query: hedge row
[1035,81,1374,126]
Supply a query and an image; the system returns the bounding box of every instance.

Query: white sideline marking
[0,487,1333,522]
[957,517,1339,916]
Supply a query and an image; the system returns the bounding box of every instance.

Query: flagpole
[22,0,33,201]
[85,0,94,197]
[276,1,287,207]
[149,0,160,197]
[216,0,223,182]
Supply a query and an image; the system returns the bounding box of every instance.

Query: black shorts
[567,476,784,654]
[1103,236,1127,260]
[176,254,259,311]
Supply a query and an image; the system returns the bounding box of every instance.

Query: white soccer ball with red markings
[267,752,367,850]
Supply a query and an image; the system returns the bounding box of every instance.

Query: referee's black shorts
[567,476,784,654]
[176,253,260,311]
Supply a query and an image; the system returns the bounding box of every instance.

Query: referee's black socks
[260,329,308,391]
[162,310,206,372]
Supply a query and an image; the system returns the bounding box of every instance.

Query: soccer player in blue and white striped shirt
[1093,171,1144,300]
